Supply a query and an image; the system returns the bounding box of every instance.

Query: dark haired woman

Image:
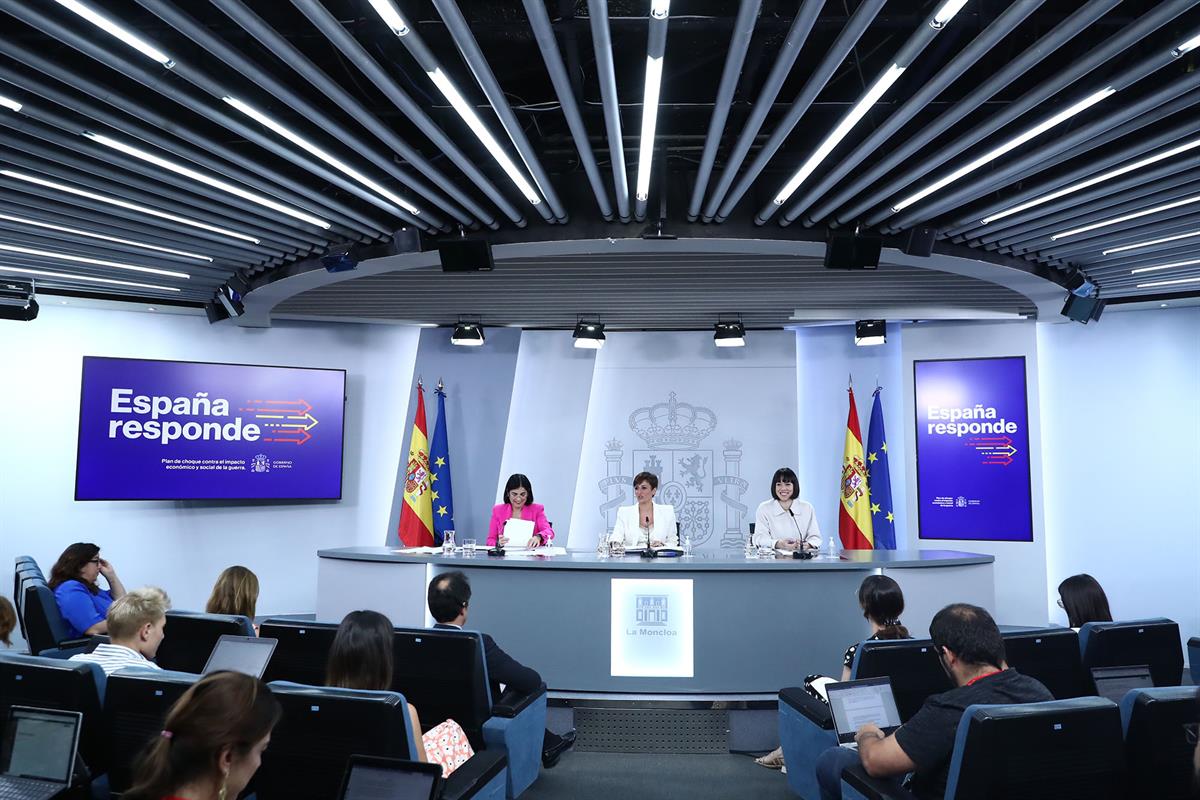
[1057,573,1113,630]
[48,542,127,638]
[487,473,555,548]
[124,671,280,800]
[752,467,821,552]
[610,471,678,549]
[755,575,910,771]
[326,610,473,776]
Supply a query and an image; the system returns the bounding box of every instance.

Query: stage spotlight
[854,319,886,346]
[321,247,357,273]
[451,319,485,346]
[573,319,606,349]
[713,319,745,347]
[1063,269,1096,298]
[0,278,37,321]
[1061,294,1105,324]
[216,284,244,319]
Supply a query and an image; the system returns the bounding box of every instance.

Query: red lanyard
[966,669,1004,686]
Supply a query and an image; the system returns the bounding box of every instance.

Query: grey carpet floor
[522,752,797,799]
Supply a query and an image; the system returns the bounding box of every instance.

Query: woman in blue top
[48,542,127,638]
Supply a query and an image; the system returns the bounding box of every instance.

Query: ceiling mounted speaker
[902,226,937,257]
[1061,294,1105,324]
[825,231,881,270]
[438,238,493,272]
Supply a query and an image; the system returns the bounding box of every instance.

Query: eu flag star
[867,451,878,463]
[886,512,895,523]
[434,456,446,468]
[871,502,881,514]
[436,506,448,517]
[431,473,438,483]
[881,441,888,452]
[431,491,439,502]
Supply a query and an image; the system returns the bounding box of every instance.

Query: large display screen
[914,356,1033,541]
[75,357,346,500]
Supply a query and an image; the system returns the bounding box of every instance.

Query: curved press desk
[316,548,994,695]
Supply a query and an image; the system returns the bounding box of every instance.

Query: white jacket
[610,502,679,547]
[752,499,821,550]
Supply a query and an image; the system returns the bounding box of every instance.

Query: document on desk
[393,546,441,554]
[502,545,567,557]
[502,518,535,542]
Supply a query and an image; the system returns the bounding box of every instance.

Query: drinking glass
[596,535,610,559]
[610,538,626,557]
[682,534,693,557]
[462,537,477,557]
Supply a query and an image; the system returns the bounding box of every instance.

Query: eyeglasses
[1056,598,1064,609]
[1185,723,1199,746]
[88,558,101,565]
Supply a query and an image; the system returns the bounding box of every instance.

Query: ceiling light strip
[1137,275,1200,288]
[1103,228,1200,255]
[892,86,1116,213]
[0,265,181,291]
[84,132,331,230]
[0,243,189,279]
[222,96,419,215]
[635,55,665,204]
[0,169,260,244]
[982,135,1200,225]
[0,212,212,261]
[1051,192,1200,240]
[0,95,21,112]
[1129,257,1200,275]
[53,0,175,67]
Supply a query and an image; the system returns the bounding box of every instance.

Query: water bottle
[442,529,456,556]
[823,534,839,560]
[744,534,756,559]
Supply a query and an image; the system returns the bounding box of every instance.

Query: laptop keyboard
[0,777,65,800]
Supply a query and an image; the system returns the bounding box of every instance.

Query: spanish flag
[398,383,435,547]
[839,387,874,550]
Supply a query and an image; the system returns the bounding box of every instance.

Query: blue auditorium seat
[0,651,108,776]
[263,681,506,800]
[1119,686,1200,799]
[259,618,340,686]
[153,609,256,673]
[103,667,199,794]
[840,696,1126,800]
[1187,637,1199,685]
[1079,618,1183,688]
[21,577,93,656]
[1001,627,1089,698]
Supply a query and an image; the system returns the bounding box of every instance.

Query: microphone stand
[641,514,655,558]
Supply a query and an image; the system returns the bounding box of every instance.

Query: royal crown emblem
[629,392,717,450]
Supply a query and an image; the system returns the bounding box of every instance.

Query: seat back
[155,610,255,673]
[391,627,492,750]
[103,668,199,793]
[1187,636,1199,685]
[22,579,76,654]
[0,652,108,774]
[258,682,416,800]
[13,566,41,640]
[1120,686,1199,799]
[1080,619,1183,688]
[1001,628,1088,699]
[259,619,340,686]
[852,639,952,722]
[945,697,1126,799]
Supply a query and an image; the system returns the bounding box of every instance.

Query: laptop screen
[1091,665,1153,704]
[340,759,440,800]
[826,678,903,744]
[1,707,80,783]
[202,635,278,678]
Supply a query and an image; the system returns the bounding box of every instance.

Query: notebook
[1090,665,1153,704]
[201,634,278,678]
[337,755,442,800]
[0,706,82,800]
[826,677,903,749]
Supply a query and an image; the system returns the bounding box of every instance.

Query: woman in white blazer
[752,467,821,552]
[610,471,679,548]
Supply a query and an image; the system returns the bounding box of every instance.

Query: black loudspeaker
[902,226,937,257]
[1061,294,1105,323]
[825,232,881,270]
[438,238,493,272]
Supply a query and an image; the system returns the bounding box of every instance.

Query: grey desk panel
[315,548,995,694]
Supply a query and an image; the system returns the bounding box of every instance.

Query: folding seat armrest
[840,764,918,800]
[440,749,507,800]
[37,636,100,659]
[490,683,547,718]
[779,686,833,728]
[482,689,546,798]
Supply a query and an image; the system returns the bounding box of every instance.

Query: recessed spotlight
[573,319,606,349]
[713,319,745,347]
[147,306,157,311]
[450,319,484,347]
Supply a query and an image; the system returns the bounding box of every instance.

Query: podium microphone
[642,515,655,558]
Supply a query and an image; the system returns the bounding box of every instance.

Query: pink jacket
[487,502,555,546]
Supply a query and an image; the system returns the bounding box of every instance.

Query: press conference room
[2,2,1199,799]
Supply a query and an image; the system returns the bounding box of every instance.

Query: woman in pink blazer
[488,473,555,548]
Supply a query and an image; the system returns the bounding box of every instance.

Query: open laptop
[201,634,278,678]
[0,706,82,800]
[826,677,903,749]
[337,755,443,800]
[1090,665,1153,704]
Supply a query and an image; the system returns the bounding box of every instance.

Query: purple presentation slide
[914,357,1033,542]
[75,357,346,500]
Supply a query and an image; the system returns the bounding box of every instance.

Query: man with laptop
[815,603,1053,800]
[69,586,169,675]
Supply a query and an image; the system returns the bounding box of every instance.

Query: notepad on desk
[502,518,536,542]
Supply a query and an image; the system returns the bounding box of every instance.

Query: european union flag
[429,385,454,545]
[866,387,896,549]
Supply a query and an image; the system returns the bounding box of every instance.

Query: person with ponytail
[124,671,280,800]
[755,575,911,771]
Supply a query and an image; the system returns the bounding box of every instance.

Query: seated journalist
[70,586,170,675]
[752,467,821,552]
[428,571,577,768]
[49,542,127,638]
[815,603,1053,800]
[610,471,678,549]
[488,473,555,548]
